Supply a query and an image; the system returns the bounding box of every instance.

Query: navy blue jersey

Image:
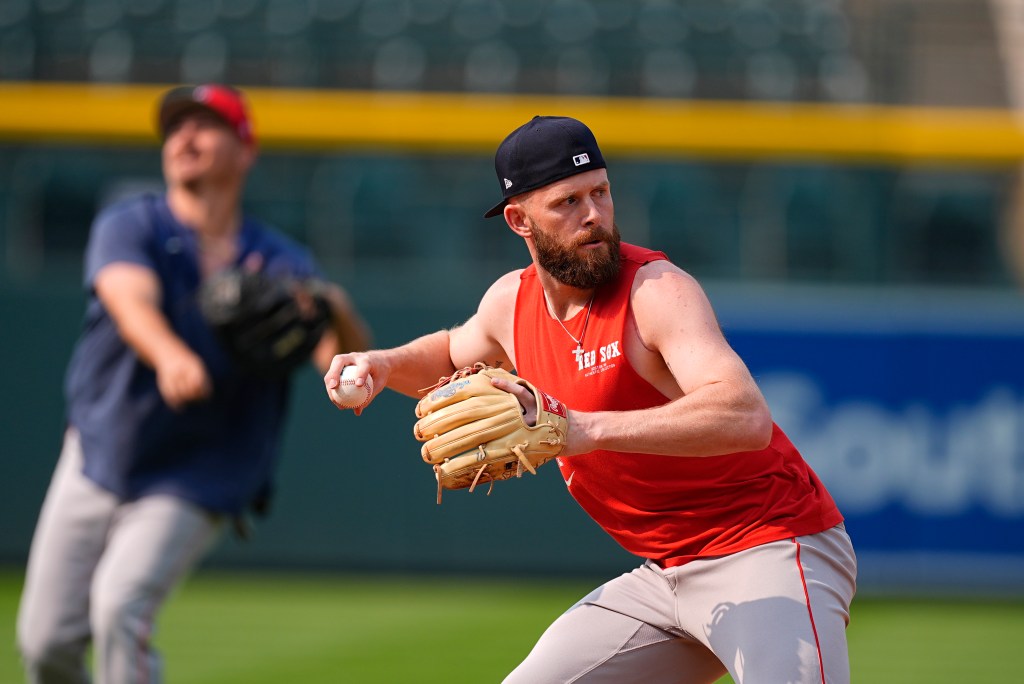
[65,194,320,514]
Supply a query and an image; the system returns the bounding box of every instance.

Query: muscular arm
[566,262,773,458]
[447,270,518,370]
[94,262,211,409]
[324,271,520,408]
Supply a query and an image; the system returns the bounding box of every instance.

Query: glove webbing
[433,442,542,505]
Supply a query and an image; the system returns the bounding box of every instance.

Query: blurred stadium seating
[2,0,871,99]
[0,0,996,101]
[0,0,1004,104]
[0,0,1015,290]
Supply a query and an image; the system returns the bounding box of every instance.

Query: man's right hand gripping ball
[413,364,569,503]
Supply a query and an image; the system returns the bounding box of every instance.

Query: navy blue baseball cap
[484,116,607,218]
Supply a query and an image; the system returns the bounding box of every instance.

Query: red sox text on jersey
[573,339,622,372]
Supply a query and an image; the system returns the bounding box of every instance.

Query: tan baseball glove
[413,364,569,503]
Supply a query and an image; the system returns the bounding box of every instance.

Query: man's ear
[239,142,258,173]
[504,202,531,238]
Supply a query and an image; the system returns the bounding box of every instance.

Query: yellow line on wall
[1,82,1023,165]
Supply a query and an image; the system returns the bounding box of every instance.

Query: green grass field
[2,567,1022,683]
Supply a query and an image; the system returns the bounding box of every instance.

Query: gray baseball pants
[17,429,223,684]
[504,524,856,684]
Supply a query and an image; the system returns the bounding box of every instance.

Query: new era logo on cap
[484,116,607,218]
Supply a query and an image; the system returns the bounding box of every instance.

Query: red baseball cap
[157,84,256,146]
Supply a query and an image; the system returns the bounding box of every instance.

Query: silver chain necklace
[552,295,595,353]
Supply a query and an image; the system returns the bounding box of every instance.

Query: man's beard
[531,221,622,289]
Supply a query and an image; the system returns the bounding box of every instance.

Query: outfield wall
[4,280,1023,595]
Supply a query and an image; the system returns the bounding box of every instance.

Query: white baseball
[329,366,373,410]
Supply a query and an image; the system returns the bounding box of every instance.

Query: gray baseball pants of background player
[504,524,856,684]
[17,429,223,684]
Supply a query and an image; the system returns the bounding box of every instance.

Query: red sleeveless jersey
[513,243,843,567]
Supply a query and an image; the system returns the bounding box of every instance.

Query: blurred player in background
[16,84,370,684]
[325,116,856,683]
